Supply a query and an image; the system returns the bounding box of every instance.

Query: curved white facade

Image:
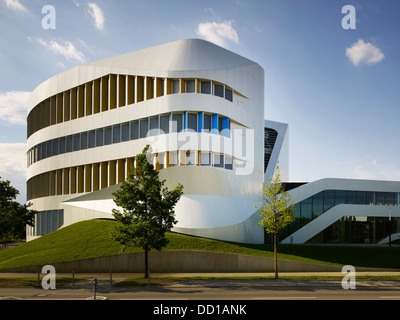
[26,39,273,244]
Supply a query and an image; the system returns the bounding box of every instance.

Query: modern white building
[26,38,399,245]
[26,38,280,244]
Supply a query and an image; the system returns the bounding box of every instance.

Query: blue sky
[0,0,399,203]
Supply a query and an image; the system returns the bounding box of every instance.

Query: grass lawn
[0,219,399,271]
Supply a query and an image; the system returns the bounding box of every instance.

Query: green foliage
[110,145,184,253]
[256,167,296,235]
[0,178,36,241]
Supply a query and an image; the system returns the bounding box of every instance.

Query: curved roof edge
[28,39,263,113]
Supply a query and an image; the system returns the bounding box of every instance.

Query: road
[0,276,399,300]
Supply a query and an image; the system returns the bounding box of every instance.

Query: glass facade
[27,210,64,237]
[280,189,400,244]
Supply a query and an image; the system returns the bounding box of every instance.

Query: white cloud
[196,20,239,48]
[37,39,85,63]
[0,143,27,176]
[4,0,27,12]
[348,160,400,181]
[87,2,105,31]
[346,39,384,66]
[0,91,30,126]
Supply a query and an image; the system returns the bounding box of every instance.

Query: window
[203,113,212,132]
[171,113,183,133]
[73,134,80,151]
[213,154,224,168]
[88,130,95,148]
[335,190,346,205]
[66,135,73,152]
[47,140,53,157]
[121,123,129,141]
[185,150,196,166]
[200,152,211,166]
[225,156,233,170]
[200,81,211,94]
[96,129,103,147]
[158,152,165,169]
[130,120,139,140]
[160,115,169,134]
[52,139,59,156]
[149,116,159,136]
[185,80,195,93]
[214,84,224,98]
[80,132,88,150]
[172,80,180,94]
[104,126,112,145]
[187,113,197,132]
[301,197,312,220]
[324,190,335,212]
[59,137,65,154]
[346,191,356,204]
[113,124,121,144]
[312,192,323,218]
[169,151,179,166]
[356,191,366,205]
[225,87,233,102]
[140,119,148,138]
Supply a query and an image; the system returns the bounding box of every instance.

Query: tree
[255,166,296,279]
[0,178,36,245]
[110,145,184,279]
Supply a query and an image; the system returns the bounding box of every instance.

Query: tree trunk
[144,249,149,279]
[274,232,278,279]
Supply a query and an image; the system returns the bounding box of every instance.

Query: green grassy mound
[0,219,399,270]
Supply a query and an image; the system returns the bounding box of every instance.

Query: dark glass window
[80,132,87,150]
[301,197,312,220]
[66,135,73,152]
[149,117,159,136]
[386,192,396,205]
[187,113,197,132]
[171,113,183,133]
[225,88,233,102]
[366,191,374,205]
[73,134,80,151]
[323,190,335,212]
[213,154,224,168]
[356,191,366,204]
[140,119,148,138]
[121,123,129,142]
[104,127,112,145]
[47,140,53,157]
[113,124,121,143]
[203,113,212,132]
[59,137,65,154]
[185,80,195,93]
[88,130,95,148]
[130,121,139,140]
[335,190,346,205]
[52,139,59,156]
[225,156,233,170]
[375,192,385,205]
[312,192,323,218]
[346,191,356,204]
[201,81,211,94]
[160,115,169,134]
[96,129,103,147]
[214,84,224,98]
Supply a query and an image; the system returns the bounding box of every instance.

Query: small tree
[255,166,296,279]
[0,178,36,245]
[110,145,184,279]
